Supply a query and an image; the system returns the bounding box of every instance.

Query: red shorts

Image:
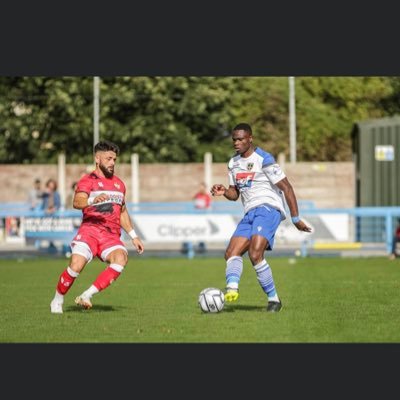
[71,224,127,262]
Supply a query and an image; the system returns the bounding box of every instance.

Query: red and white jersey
[228,147,287,219]
[75,171,126,235]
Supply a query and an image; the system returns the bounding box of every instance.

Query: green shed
[352,116,400,207]
[352,116,400,241]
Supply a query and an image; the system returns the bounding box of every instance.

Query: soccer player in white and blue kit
[211,123,312,312]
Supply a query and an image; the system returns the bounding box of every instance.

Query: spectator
[41,178,61,252]
[41,178,61,215]
[389,219,400,260]
[28,178,43,210]
[193,182,212,210]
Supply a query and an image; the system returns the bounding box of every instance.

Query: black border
[1,343,400,396]
[1,4,400,397]
[1,4,400,75]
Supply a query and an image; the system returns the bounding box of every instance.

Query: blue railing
[0,200,315,217]
[300,207,400,254]
[1,201,400,254]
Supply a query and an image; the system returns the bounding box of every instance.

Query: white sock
[82,285,99,299]
[54,291,64,303]
[268,294,280,302]
[67,266,79,278]
[226,256,243,291]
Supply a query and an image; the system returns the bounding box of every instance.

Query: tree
[0,76,399,163]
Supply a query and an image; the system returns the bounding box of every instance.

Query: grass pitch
[1,256,400,343]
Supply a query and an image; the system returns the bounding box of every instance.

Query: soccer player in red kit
[50,140,144,314]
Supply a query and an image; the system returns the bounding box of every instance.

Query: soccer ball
[198,287,225,313]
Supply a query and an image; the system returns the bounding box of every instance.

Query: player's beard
[99,162,114,178]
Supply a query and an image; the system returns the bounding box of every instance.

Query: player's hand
[210,184,226,197]
[93,193,110,204]
[132,237,144,254]
[294,220,313,233]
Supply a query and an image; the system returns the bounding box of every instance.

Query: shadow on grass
[65,304,127,313]
[223,304,266,312]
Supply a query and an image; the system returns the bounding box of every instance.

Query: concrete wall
[0,161,355,209]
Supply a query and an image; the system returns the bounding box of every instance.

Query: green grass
[1,256,400,343]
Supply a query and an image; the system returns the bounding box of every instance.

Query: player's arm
[275,177,312,232]
[210,184,240,201]
[120,204,144,254]
[72,191,110,209]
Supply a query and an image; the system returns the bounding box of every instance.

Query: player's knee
[110,250,128,266]
[224,248,236,261]
[248,248,264,265]
[69,255,87,273]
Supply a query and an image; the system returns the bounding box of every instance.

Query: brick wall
[0,161,355,208]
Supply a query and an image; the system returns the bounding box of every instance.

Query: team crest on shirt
[247,162,254,171]
[114,183,120,189]
[98,182,104,187]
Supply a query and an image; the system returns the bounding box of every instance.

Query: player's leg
[248,206,282,312]
[224,214,251,302]
[50,249,90,314]
[224,237,250,301]
[75,243,128,309]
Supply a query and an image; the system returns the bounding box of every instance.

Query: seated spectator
[28,178,43,210]
[41,178,61,215]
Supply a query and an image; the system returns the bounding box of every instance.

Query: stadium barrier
[1,201,400,258]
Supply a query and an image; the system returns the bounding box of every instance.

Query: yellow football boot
[225,288,239,302]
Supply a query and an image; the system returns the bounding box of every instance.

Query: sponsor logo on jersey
[90,191,124,205]
[108,193,123,205]
[235,172,255,189]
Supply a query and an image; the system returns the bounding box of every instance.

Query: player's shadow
[65,304,126,313]
[223,304,266,312]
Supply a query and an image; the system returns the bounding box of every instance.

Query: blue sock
[254,259,279,300]
[226,256,243,290]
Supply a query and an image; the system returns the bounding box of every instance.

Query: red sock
[93,264,123,292]
[56,267,78,295]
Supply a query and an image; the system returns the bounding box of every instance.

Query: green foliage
[0,76,399,163]
[232,76,396,161]
[296,77,394,160]
[0,77,94,163]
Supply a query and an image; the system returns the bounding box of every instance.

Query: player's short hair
[233,123,252,135]
[94,140,120,155]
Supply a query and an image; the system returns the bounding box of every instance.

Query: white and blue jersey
[228,147,287,219]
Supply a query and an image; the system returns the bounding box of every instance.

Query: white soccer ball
[198,287,225,313]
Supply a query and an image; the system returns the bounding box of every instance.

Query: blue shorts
[232,205,282,250]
